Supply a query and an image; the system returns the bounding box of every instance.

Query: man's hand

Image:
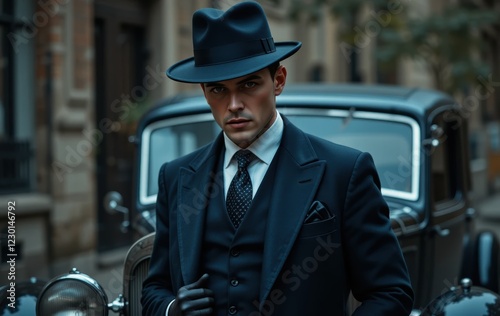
[169,274,214,316]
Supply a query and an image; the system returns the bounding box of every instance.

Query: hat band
[194,37,276,66]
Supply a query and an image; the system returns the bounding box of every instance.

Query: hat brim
[166,41,301,83]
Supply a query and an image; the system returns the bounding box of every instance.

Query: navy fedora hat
[166,1,301,83]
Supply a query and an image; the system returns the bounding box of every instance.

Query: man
[141,1,414,315]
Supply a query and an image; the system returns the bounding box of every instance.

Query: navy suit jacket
[141,116,414,315]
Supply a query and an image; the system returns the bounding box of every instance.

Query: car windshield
[140,110,419,205]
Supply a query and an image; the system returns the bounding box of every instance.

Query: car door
[424,110,470,304]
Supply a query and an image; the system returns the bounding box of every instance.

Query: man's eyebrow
[236,75,262,84]
[204,75,263,88]
[204,82,224,88]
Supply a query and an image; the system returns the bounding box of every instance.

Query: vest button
[228,305,237,314]
[230,279,239,287]
[230,248,240,257]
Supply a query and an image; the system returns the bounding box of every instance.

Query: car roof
[138,83,456,131]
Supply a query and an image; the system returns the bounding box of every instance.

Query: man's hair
[268,62,280,79]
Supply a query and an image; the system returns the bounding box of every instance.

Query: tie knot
[234,150,255,170]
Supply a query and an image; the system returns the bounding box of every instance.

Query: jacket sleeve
[141,163,176,315]
[344,152,414,315]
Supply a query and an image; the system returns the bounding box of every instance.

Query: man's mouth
[226,118,250,128]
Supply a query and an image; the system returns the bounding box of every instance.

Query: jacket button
[228,305,237,314]
[230,279,239,287]
[230,248,240,257]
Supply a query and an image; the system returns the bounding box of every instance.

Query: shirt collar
[224,111,284,167]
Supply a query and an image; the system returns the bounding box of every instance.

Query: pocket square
[304,201,332,223]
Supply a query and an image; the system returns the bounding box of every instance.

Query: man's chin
[227,133,256,149]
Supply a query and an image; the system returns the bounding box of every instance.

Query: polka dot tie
[226,150,255,228]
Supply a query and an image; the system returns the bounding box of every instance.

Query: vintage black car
[35,84,499,315]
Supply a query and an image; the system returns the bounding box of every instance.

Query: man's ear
[274,65,287,96]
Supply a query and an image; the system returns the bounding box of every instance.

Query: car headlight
[36,268,109,316]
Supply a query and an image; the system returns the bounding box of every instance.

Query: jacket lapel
[259,117,326,304]
[177,133,224,284]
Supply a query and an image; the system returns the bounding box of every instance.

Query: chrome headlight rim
[36,267,109,316]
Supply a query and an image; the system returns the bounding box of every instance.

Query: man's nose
[228,93,244,112]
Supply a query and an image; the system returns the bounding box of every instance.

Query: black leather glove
[169,273,214,316]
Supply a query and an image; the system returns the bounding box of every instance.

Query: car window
[140,114,220,205]
[140,110,420,205]
[286,113,418,200]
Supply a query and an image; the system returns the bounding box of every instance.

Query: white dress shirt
[223,111,283,198]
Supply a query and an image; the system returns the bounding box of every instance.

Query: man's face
[201,66,287,148]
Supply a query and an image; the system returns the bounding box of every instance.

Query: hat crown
[193,3,272,50]
[165,1,301,83]
[191,2,275,66]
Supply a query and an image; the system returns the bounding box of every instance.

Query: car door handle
[433,225,450,237]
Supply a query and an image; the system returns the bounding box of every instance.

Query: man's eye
[210,87,225,94]
[243,82,257,89]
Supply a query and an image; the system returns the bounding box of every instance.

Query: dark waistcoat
[202,152,279,316]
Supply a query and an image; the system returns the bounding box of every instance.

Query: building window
[0,1,35,193]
